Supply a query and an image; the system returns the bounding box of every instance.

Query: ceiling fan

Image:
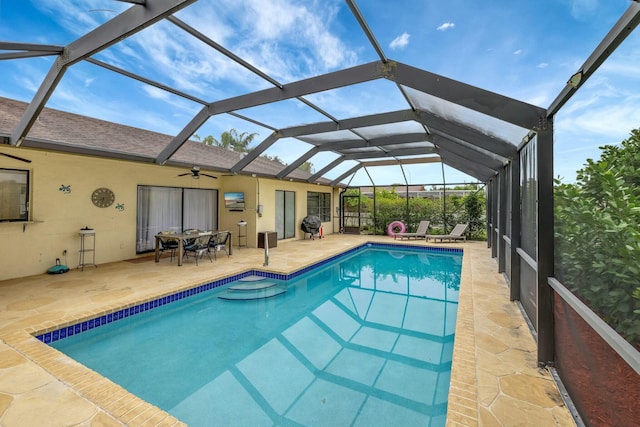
[178,166,217,179]
[0,152,32,163]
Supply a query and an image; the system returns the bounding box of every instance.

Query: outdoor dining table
[154,231,232,266]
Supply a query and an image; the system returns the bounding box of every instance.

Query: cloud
[389,32,410,50]
[569,0,598,20]
[437,22,455,31]
[513,49,522,55]
[536,63,549,68]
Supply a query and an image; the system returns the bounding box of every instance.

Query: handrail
[263,231,269,266]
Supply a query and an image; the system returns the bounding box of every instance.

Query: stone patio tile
[490,395,562,426]
[1,381,97,426]
[499,374,565,408]
[0,237,574,426]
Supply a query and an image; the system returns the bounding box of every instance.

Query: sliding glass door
[136,186,218,252]
[275,190,296,239]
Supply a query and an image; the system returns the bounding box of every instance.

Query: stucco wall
[0,147,337,280]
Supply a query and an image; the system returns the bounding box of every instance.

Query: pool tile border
[36,242,462,344]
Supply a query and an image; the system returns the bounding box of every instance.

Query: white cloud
[437,22,455,31]
[569,0,598,20]
[389,32,410,50]
[513,49,522,55]
[536,63,549,68]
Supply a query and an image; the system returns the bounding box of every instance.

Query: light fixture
[567,70,583,88]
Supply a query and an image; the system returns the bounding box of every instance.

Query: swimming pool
[43,243,462,426]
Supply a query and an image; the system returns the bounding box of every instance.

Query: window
[136,186,218,253]
[0,168,29,221]
[307,191,331,222]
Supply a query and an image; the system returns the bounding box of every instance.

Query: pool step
[228,281,277,291]
[238,275,267,282]
[218,286,287,301]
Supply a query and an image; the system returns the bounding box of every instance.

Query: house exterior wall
[0,147,337,280]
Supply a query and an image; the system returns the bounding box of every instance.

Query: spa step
[218,286,287,301]
[228,281,277,291]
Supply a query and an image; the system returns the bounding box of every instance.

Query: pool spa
[40,243,462,427]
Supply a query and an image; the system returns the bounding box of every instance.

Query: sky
[1,0,639,186]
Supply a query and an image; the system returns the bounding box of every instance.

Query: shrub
[555,128,640,348]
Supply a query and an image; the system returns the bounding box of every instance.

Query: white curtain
[184,189,215,231]
[136,186,217,253]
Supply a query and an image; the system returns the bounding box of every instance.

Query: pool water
[51,246,461,427]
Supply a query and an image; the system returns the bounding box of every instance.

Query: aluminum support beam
[276,147,321,179]
[167,16,338,124]
[167,16,282,89]
[156,106,210,164]
[431,134,505,170]
[208,61,388,116]
[361,156,440,167]
[281,110,416,138]
[345,0,388,63]
[0,42,63,52]
[435,148,497,181]
[86,58,207,105]
[313,133,432,152]
[331,163,363,186]
[498,169,508,273]
[510,160,521,301]
[11,0,196,146]
[536,119,555,366]
[414,109,517,159]
[0,51,62,60]
[430,129,509,164]
[307,156,346,183]
[228,132,281,172]
[442,157,488,182]
[157,61,388,164]
[344,146,437,159]
[547,2,640,116]
[392,62,546,130]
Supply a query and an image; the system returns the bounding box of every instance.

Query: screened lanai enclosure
[1,1,639,425]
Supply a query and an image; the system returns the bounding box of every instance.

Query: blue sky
[1,0,638,185]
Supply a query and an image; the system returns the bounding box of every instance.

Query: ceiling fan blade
[1,152,32,163]
[177,173,191,176]
[201,173,218,179]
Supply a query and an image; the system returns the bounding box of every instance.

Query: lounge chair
[396,220,430,240]
[426,223,469,243]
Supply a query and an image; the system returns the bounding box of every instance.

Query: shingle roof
[0,96,321,182]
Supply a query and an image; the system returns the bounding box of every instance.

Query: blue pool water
[48,245,462,427]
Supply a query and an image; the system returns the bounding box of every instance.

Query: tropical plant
[204,129,258,152]
[555,128,640,348]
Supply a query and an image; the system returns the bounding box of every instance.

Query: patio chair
[209,231,230,260]
[157,232,179,262]
[396,220,430,240]
[426,223,469,243]
[183,234,213,265]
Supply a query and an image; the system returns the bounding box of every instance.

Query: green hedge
[555,128,640,348]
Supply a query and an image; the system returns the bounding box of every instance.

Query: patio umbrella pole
[263,231,269,266]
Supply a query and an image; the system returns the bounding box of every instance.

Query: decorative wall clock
[91,187,115,208]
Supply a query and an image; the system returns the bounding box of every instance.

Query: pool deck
[0,235,576,426]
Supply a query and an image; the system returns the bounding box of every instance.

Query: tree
[203,129,258,152]
[261,154,286,165]
[299,161,314,173]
